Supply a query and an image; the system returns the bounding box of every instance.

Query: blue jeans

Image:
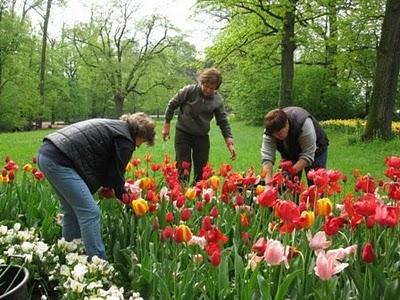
[305,147,328,186]
[37,153,107,259]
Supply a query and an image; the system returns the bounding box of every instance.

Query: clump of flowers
[0,224,142,300]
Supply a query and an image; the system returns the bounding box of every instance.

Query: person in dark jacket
[37,112,155,259]
[162,68,236,184]
[261,106,329,184]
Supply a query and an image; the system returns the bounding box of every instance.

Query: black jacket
[275,107,328,162]
[43,119,135,198]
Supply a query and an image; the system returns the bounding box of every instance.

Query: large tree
[363,0,400,140]
[197,0,298,107]
[68,1,176,116]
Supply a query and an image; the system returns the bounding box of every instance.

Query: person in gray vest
[37,112,155,260]
[162,68,236,184]
[261,106,329,185]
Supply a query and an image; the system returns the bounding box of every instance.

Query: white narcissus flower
[72,263,88,282]
[66,253,79,265]
[0,225,7,235]
[69,278,86,293]
[21,241,34,252]
[17,230,32,241]
[35,241,50,261]
[13,223,21,231]
[5,246,16,256]
[60,265,70,277]
[24,254,33,263]
[86,281,103,290]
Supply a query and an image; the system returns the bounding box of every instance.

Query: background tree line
[0,0,399,140]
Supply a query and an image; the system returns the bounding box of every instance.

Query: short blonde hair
[120,112,156,146]
[197,68,222,89]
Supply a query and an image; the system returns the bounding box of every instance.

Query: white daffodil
[21,241,34,252]
[72,263,88,282]
[0,225,7,235]
[59,264,71,277]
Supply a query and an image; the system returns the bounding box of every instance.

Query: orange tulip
[185,187,197,200]
[300,210,315,229]
[255,184,265,195]
[315,198,332,216]
[173,224,192,243]
[209,175,220,191]
[131,198,149,216]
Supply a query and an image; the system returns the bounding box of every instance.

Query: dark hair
[120,112,156,146]
[264,109,288,135]
[197,68,222,89]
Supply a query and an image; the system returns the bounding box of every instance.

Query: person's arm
[294,118,317,173]
[214,100,236,160]
[107,138,135,200]
[162,86,191,140]
[261,134,276,182]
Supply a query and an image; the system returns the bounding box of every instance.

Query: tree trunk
[363,0,400,140]
[114,92,125,117]
[326,0,338,88]
[279,0,296,108]
[37,0,52,128]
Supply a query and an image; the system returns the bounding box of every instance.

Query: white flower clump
[0,223,57,265]
[0,223,142,300]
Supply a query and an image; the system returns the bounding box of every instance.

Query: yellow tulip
[131,198,149,216]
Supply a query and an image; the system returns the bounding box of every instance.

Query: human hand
[225,138,236,160]
[99,187,114,199]
[228,144,236,160]
[162,122,170,141]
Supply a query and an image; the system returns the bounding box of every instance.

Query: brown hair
[197,68,222,89]
[264,109,288,135]
[120,112,156,146]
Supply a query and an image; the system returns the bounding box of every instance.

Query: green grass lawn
[1,120,399,186]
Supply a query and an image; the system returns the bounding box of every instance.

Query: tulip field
[1,126,400,299]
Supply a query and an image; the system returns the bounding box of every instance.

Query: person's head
[264,109,289,140]
[120,112,156,147]
[197,68,222,97]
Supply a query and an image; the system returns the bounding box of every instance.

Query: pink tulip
[326,245,357,261]
[264,239,287,266]
[314,252,348,280]
[307,231,332,252]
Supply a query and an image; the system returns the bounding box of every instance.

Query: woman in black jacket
[37,112,155,259]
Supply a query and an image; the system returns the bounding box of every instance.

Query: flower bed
[1,155,400,299]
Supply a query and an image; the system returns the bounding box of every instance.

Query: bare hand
[162,123,170,141]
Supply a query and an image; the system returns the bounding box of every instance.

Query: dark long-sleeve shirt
[164,84,233,138]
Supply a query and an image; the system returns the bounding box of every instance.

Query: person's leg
[38,153,107,259]
[192,135,210,183]
[175,129,193,184]
[38,153,81,240]
[306,148,328,186]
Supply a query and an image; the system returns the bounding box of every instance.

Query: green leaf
[274,269,303,300]
[257,273,272,300]
[383,279,400,300]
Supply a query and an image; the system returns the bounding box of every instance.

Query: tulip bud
[361,242,375,263]
[131,198,149,216]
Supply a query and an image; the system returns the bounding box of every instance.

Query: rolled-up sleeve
[298,118,317,166]
[261,134,276,165]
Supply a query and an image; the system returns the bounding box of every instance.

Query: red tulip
[361,242,375,263]
[210,250,221,266]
